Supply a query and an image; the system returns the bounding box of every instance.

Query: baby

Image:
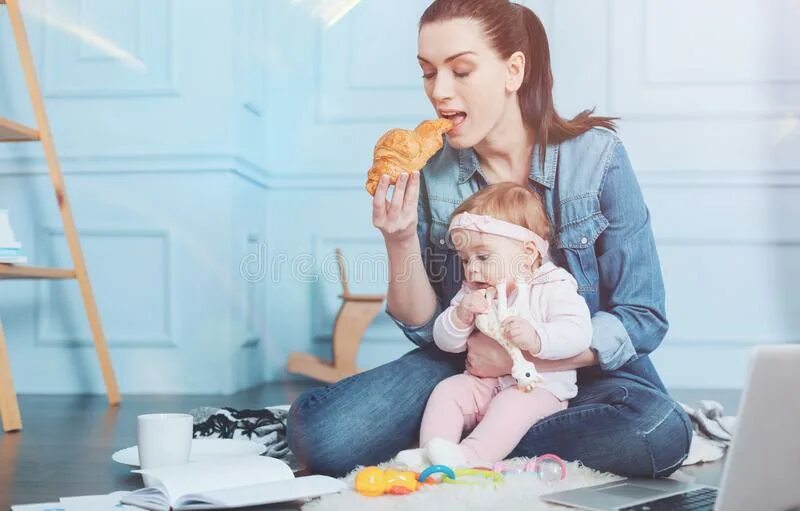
[397,182,593,468]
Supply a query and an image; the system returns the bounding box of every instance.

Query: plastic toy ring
[441,468,504,486]
[418,464,456,482]
[492,460,522,474]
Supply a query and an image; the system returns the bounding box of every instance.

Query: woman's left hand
[465,332,512,377]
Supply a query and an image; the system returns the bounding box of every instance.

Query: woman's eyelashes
[420,69,472,80]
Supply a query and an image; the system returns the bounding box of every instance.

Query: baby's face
[452,230,529,290]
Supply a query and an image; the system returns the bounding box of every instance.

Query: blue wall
[1,0,797,394]
[0,0,269,394]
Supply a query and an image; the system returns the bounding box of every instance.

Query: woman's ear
[506,51,526,93]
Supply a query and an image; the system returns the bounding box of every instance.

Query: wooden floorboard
[0,385,739,510]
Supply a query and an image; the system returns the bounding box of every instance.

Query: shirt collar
[456,143,559,189]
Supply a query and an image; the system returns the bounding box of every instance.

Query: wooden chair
[287,249,385,383]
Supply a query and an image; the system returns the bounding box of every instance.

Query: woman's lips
[447,113,467,136]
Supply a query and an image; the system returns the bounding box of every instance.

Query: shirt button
[580,236,588,245]
[439,239,445,245]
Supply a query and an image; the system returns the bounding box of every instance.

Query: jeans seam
[651,439,687,477]
[570,384,629,407]
[645,405,692,477]
[642,405,672,436]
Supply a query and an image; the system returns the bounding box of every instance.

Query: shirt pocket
[556,208,608,299]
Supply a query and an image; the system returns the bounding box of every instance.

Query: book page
[134,456,294,506]
[175,475,347,510]
[61,491,138,511]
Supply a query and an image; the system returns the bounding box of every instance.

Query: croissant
[365,118,453,195]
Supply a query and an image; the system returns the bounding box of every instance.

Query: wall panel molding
[659,238,799,350]
[3,158,799,189]
[257,169,800,190]
[608,0,800,118]
[236,0,265,116]
[0,153,269,187]
[41,0,178,97]
[242,233,263,347]
[35,226,174,348]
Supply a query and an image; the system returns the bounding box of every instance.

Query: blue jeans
[287,345,692,477]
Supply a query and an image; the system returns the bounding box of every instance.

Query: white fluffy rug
[302,457,623,511]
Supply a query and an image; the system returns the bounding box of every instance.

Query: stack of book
[0,209,28,265]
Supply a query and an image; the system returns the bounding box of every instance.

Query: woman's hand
[465,332,513,377]
[466,334,598,377]
[372,172,420,245]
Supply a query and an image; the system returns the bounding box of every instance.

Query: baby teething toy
[492,453,567,482]
[417,464,456,482]
[355,456,567,497]
[440,468,504,486]
[354,467,434,496]
[474,278,544,391]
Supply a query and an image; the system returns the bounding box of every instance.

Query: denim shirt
[389,127,669,391]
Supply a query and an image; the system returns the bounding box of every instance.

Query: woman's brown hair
[420,0,616,149]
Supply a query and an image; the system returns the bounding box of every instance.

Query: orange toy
[354,466,433,496]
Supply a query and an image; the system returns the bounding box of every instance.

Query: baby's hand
[501,316,541,354]
[453,291,489,328]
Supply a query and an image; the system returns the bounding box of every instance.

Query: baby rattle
[474,278,544,392]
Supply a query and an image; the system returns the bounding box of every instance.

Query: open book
[120,456,346,510]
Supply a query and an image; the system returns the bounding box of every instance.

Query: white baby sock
[425,437,468,467]
[394,447,429,470]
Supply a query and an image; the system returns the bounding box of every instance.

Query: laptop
[541,345,800,511]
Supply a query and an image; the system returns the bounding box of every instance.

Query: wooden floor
[0,384,740,510]
[0,381,317,510]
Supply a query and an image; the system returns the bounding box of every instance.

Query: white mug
[137,413,193,486]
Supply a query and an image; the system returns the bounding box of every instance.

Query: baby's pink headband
[448,212,550,263]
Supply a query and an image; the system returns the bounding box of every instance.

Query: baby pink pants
[420,373,567,464]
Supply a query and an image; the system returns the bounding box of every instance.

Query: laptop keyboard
[619,487,718,511]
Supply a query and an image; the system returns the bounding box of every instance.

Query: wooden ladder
[0,0,120,433]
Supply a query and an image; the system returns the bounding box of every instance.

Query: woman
[288,0,691,478]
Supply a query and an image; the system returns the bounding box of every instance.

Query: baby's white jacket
[433,262,593,400]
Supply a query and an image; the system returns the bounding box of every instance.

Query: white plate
[112,438,267,467]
